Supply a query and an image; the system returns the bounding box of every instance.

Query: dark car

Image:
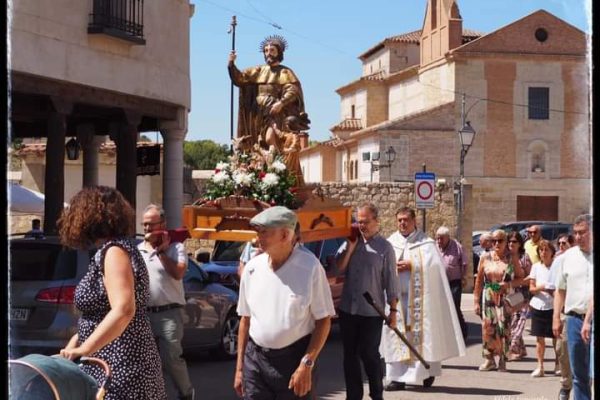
[518,223,573,243]
[199,237,347,309]
[490,221,572,242]
[9,236,239,360]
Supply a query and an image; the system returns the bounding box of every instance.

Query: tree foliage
[183,140,230,170]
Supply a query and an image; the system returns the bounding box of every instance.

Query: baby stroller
[8,354,111,400]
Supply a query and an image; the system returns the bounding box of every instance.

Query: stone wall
[182,179,476,291]
[315,181,475,290]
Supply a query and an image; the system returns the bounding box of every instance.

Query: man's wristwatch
[301,355,314,368]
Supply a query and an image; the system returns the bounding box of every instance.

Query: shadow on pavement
[403,385,523,396]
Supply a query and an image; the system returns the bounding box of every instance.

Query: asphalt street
[179,293,567,400]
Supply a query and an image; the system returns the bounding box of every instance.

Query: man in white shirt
[553,214,593,400]
[234,206,335,399]
[138,204,194,400]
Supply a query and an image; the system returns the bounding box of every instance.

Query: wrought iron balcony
[88,0,145,44]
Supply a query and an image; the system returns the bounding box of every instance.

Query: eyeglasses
[527,230,539,234]
[558,241,568,246]
[141,221,162,227]
[508,240,519,243]
[492,239,505,244]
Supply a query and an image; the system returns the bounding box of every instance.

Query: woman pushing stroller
[58,186,167,399]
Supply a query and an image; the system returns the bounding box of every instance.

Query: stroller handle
[52,355,111,400]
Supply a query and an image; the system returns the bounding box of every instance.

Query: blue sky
[187,0,591,145]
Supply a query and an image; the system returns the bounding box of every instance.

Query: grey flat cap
[250,206,297,230]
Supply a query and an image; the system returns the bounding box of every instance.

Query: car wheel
[210,310,239,360]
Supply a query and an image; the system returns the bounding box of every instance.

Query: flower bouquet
[203,148,298,209]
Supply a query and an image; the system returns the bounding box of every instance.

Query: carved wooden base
[182,194,351,242]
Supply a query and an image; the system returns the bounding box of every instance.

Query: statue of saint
[264,116,305,186]
[228,35,310,152]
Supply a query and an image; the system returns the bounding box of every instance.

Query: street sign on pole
[415,172,435,209]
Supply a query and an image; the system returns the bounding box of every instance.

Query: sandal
[478,359,497,371]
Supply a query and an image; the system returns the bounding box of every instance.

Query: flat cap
[250,206,297,230]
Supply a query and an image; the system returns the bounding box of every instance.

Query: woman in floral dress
[58,186,167,400]
[474,229,525,372]
[506,231,532,361]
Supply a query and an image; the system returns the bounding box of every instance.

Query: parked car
[9,235,239,360]
[472,230,489,275]
[199,237,347,310]
[490,221,572,242]
[518,223,573,243]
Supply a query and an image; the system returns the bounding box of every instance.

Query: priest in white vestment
[380,207,466,390]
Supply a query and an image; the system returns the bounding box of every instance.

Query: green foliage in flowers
[203,150,298,209]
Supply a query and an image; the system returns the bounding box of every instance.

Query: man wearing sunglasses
[524,225,542,264]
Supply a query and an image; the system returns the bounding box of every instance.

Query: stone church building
[299,0,591,229]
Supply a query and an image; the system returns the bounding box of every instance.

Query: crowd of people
[54,183,593,400]
[473,220,594,400]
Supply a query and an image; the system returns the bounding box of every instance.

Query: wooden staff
[362,291,430,369]
[228,15,237,153]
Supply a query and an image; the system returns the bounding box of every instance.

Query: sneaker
[554,363,561,376]
[384,381,405,391]
[507,353,522,362]
[558,388,570,400]
[531,368,544,377]
[478,359,497,371]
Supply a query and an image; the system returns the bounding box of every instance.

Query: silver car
[9,236,239,360]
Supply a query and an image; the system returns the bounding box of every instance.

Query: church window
[528,87,549,120]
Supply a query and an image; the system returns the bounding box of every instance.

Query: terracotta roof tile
[330,118,363,132]
[362,70,386,81]
[15,141,162,157]
[359,28,484,59]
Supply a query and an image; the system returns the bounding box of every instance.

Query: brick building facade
[299,0,591,231]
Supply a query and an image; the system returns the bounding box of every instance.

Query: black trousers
[449,279,468,340]
[338,311,384,400]
[243,335,311,400]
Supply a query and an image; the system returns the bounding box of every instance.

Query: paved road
[177,293,564,400]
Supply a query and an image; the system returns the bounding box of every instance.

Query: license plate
[10,308,29,321]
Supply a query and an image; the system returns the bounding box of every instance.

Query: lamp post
[457,93,477,241]
[65,137,81,160]
[365,146,396,182]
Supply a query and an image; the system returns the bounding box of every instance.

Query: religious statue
[264,116,305,186]
[228,35,310,153]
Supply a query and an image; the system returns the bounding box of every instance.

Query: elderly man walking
[553,214,594,400]
[435,226,468,341]
[234,206,335,399]
[138,204,194,400]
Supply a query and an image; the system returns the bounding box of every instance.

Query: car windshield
[212,241,247,262]
[10,243,77,281]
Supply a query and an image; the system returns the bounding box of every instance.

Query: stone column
[77,124,105,188]
[44,98,72,234]
[110,111,141,212]
[159,127,187,228]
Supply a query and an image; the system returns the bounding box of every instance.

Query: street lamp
[365,146,396,182]
[457,92,478,242]
[65,137,81,160]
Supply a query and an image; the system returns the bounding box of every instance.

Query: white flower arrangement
[203,148,298,208]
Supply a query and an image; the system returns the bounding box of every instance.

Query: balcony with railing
[88,0,145,44]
